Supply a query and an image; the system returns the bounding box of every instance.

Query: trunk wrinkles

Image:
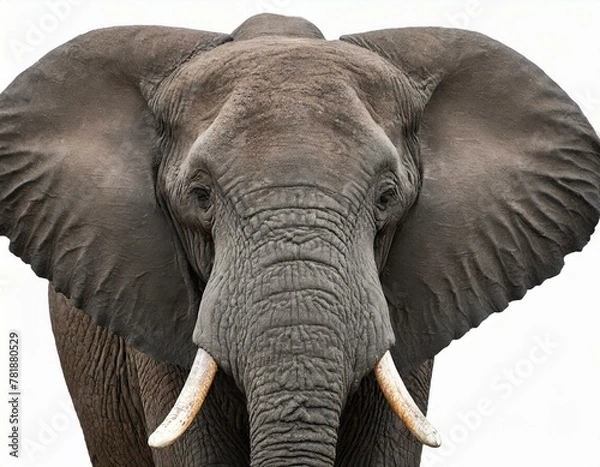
[246,324,347,467]
[242,253,353,467]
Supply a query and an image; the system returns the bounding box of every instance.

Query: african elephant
[1,12,599,467]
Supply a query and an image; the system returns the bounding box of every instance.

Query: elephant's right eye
[192,186,212,211]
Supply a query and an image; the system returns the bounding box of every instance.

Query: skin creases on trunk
[241,255,357,466]
[237,252,368,466]
[245,327,348,467]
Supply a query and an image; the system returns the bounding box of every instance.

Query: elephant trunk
[246,336,346,467]
[229,244,371,466]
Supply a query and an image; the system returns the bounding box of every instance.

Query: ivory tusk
[375,351,442,448]
[148,347,217,448]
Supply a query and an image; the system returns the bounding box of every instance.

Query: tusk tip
[423,430,442,448]
[148,429,178,449]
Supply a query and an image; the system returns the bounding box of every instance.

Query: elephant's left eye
[192,186,212,211]
[375,184,400,211]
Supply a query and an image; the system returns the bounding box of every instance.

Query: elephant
[1,12,599,467]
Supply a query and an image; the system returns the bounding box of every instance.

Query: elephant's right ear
[0,26,230,368]
[342,28,600,375]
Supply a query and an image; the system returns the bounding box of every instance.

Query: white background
[1,1,599,466]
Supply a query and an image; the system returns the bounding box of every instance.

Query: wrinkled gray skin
[1,13,600,467]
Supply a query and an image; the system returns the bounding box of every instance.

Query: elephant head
[1,14,599,466]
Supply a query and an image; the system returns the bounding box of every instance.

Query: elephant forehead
[156,38,420,187]
[156,37,420,142]
[187,84,402,192]
[177,36,407,97]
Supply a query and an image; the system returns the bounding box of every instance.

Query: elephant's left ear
[342,28,600,374]
[0,26,231,368]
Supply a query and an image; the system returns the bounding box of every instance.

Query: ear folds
[342,28,600,374]
[0,26,230,368]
